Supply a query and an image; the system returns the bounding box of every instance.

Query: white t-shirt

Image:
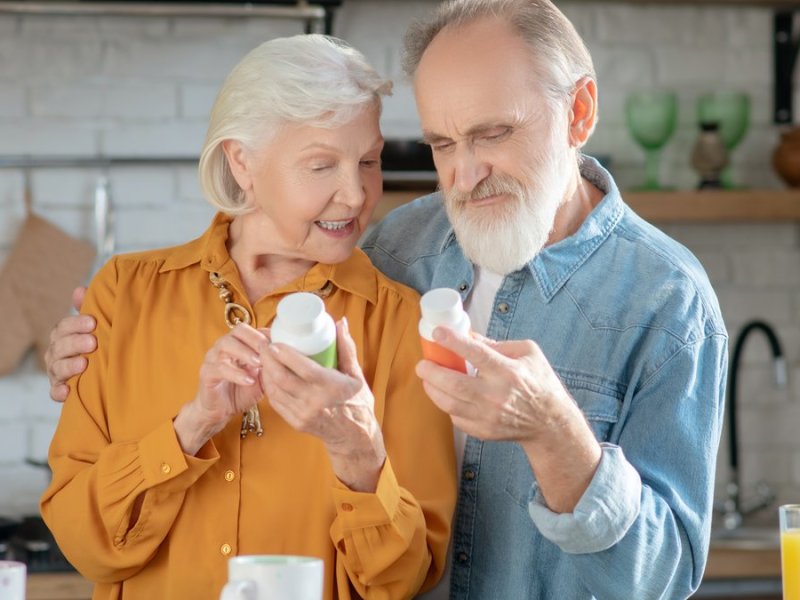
[417,267,505,600]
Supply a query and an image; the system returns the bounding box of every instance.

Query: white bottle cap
[275,292,326,336]
[419,288,471,343]
[420,288,465,327]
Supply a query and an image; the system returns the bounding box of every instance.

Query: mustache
[444,174,524,205]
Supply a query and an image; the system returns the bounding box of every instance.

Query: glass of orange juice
[781,504,800,600]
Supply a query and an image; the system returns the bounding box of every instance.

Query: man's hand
[415,326,601,513]
[45,286,96,402]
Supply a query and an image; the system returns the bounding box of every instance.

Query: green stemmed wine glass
[625,91,678,191]
[697,92,750,188]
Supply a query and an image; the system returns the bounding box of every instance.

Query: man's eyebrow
[422,123,510,145]
[421,131,451,145]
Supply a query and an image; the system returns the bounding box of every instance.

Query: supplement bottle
[271,292,337,368]
[419,288,471,374]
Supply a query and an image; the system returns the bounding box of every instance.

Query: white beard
[444,142,573,275]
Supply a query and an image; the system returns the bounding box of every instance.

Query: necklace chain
[209,271,262,438]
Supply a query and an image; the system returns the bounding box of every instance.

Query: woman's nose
[336,170,367,209]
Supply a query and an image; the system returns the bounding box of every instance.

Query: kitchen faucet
[720,320,787,530]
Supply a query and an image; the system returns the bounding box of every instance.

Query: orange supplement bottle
[419,288,471,374]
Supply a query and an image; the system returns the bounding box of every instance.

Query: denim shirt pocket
[504,386,622,508]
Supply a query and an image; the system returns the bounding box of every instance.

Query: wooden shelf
[380,190,800,223]
[626,189,800,222]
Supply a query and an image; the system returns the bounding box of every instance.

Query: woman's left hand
[260,317,386,492]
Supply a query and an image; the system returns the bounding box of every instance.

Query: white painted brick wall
[0,1,799,517]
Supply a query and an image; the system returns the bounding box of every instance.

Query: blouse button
[463,470,476,481]
[497,303,510,314]
[457,552,469,563]
[458,282,468,292]
[224,470,236,482]
[160,463,171,474]
[341,503,354,512]
[220,543,232,556]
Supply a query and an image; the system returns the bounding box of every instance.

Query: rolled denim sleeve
[530,333,727,598]
[528,444,641,553]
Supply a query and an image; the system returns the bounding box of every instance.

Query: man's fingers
[49,355,88,390]
[432,326,505,371]
[50,315,95,344]
[50,383,69,403]
[491,338,539,360]
[50,332,97,366]
[71,286,87,313]
[419,372,482,422]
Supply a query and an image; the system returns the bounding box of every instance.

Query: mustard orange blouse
[40,213,457,600]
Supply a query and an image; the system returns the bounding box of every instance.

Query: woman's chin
[311,243,358,265]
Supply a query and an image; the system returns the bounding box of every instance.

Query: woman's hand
[174,324,267,455]
[261,317,386,492]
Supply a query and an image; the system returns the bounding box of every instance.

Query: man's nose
[452,147,490,194]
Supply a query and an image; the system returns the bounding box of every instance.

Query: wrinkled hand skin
[260,317,386,492]
[415,327,601,513]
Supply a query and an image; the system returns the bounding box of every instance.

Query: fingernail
[269,344,280,354]
[341,316,349,334]
[251,355,261,366]
[243,376,255,385]
[433,327,445,342]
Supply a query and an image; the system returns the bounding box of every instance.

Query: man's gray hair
[403,0,595,103]
[199,34,392,214]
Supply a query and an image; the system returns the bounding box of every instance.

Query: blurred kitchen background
[1,1,800,594]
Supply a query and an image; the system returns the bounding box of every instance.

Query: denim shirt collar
[529,157,624,301]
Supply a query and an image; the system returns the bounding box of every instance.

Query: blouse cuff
[330,457,401,530]
[138,419,219,493]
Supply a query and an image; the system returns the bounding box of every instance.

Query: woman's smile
[315,218,357,238]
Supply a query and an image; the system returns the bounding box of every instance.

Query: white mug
[220,555,323,600]
[0,560,26,600]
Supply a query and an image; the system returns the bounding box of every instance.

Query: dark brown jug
[773,126,800,187]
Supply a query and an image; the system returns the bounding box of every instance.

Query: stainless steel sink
[709,526,780,549]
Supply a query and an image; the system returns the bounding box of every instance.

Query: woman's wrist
[173,402,222,456]
[326,424,386,492]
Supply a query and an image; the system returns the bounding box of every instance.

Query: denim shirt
[361,159,727,600]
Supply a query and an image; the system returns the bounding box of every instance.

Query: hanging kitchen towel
[0,278,35,375]
[0,214,95,374]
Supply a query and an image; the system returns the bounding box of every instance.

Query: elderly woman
[40,34,456,600]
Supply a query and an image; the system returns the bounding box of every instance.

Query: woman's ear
[222,140,253,192]
[568,77,598,148]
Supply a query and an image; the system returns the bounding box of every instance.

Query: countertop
[28,542,783,600]
[27,572,92,600]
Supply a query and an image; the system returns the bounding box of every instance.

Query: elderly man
[46,1,726,598]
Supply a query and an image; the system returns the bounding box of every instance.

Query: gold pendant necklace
[208,272,335,439]
[209,271,263,439]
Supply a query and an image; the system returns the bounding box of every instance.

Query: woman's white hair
[199,34,392,214]
[403,0,595,106]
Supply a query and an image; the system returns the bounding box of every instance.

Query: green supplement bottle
[271,292,337,368]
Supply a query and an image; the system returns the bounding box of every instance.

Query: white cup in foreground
[0,560,26,600]
[220,555,323,600]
